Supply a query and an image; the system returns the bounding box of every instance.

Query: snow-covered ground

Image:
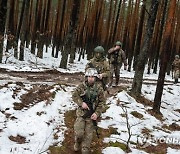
[0,47,179,154]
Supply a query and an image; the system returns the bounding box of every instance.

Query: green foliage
[108,127,120,135]
[108,141,127,151]
[48,146,66,154]
[130,111,144,119]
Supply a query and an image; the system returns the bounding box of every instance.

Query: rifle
[81,94,100,138]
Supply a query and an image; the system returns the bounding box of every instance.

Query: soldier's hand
[114,46,120,50]
[82,102,90,110]
[98,74,103,79]
[91,113,98,120]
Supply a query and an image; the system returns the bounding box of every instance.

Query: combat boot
[74,142,80,152]
[109,78,113,87]
[174,79,178,84]
[115,78,119,86]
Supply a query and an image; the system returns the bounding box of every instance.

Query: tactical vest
[89,58,107,74]
[88,58,109,89]
[109,49,122,64]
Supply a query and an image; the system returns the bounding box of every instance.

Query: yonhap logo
[137,135,180,148]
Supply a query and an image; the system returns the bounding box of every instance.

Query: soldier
[172,55,180,84]
[86,46,110,91]
[108,41,127,86]
[72,68,105,154]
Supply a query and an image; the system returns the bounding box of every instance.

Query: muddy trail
[0,67,175,86]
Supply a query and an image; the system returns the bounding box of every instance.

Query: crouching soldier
[172,55,180,84]
[72,68,105,154]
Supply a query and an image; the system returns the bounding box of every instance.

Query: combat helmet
[175,55,179,59]
[115,41,122,47]
[94,46,105,54]
[85,68,98,77]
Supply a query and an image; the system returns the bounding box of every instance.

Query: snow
[0,47,180,154]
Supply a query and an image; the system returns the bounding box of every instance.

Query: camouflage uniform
[108,41,127,86]
[86,46,110,90]
[172,55,180,83]
[72,81,105,154]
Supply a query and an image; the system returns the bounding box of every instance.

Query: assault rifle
[81,94,100,138]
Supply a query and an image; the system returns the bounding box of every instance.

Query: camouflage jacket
[108,48,127,65]
[72,82,105,118]
[86,57,110,79]
[85,57,110,89]
[172,59,180,71]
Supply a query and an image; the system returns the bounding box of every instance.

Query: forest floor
[0,68,179,154]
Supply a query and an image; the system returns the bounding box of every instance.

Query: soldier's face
[87,76,95,85]
[95,52,102,59]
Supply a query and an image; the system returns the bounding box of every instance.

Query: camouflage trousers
[109,63,121,85]
[174,70,179,79]
[74,116,94,153]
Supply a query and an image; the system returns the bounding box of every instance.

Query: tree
[153,0,168,74]
[0,0,8,63]
[131,0,159,96]
[59,0,81,68]
[19,0,30,61]
[153,0,177,113]
[133,0,146,70]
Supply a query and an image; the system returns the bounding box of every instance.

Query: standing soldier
[72,68,105,154]
[86,46,110,91]
[108,41,127,86]
[172,55,180,84]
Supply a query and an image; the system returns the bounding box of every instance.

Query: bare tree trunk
[69,0,81,63]
[128,0,140,72]
[6,0,16,53]
[131,0,159,96]
[60,0,81,68]
[153,0,168,74]
[133,0,146,70]
[36,0,44,58]
[147,1,164,74]
[13,0,20,58]
[153,0,176,113]
[112,0,122,43]
[19,0,30,61]
[122,0,132,51]
[0,0,8,63]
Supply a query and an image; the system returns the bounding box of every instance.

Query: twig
[59,84,66,92]
[38,129,54,154]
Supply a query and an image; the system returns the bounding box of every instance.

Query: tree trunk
[6,0,16,53]
[0,0,8,63]
[128,0,140,72]
[69,0,81,63]
[153,0,176,113]
[112,0,122,43]
[131,0,159,96]
[133,0,146,70]
[153,0,168,74]
[19,0,30,61]
[13,0,19,58]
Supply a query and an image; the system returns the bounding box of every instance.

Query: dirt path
[0,68,175,86]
